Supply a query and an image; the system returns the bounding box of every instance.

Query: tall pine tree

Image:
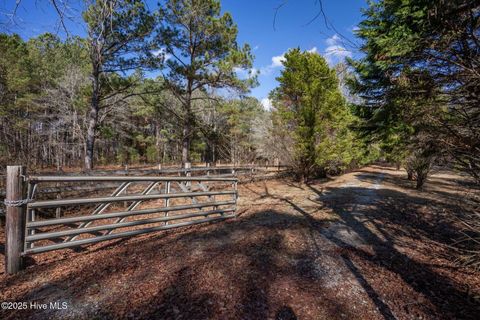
[82,0,157,170]
[155,0,256,166]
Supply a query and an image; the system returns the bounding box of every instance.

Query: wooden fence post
[185,162,191,187]
[185,162,191,176]
[5,166,27,274]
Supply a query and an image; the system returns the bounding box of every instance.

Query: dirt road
[1,165,479,319]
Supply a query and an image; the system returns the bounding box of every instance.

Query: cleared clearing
[1,165,479,320]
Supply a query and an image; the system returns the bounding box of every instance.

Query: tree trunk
[231,138,235,165]
[182,74,194,167]
[182,117,191,166]
[416,177,425,189]
[205,140,213,164]
[395,162,401,170]
[407,169,415,181]
[85,69,100,171]
[212,143,216,165]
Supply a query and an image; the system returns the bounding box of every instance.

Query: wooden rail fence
[4,165,238,274]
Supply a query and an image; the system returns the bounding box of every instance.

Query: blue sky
[1,0,367,108]
[220,0,366,108]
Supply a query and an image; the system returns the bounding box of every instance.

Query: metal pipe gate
[4,166,238,274]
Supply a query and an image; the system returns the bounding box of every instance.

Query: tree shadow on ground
[304,183,479,320]
[2,173,479,319]
[2,208,356,320]
[248,185,397,320]
[245,177,479,319]
[275,305,297,320]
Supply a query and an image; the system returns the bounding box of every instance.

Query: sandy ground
[0,165,479,319]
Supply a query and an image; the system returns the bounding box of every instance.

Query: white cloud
[258,52,287,75]
[256,45,323,78]
[261,47,319,75]
[234,67,257,79]
[152,48,172,61]
[259,67,273,76]
[235,52,286,78]
[326,34,342,47]
[233,67,245,75]
[325,45,352,58]
[323,34,352,65]
[271,54,286,67]
[261,98,273,110]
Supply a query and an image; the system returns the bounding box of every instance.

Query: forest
[0,0,372,177]
[0,1,479,319]
[0,0,477,190]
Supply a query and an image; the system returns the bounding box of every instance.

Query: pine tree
[155,0,256,166]
[82,0,157,170]
[350,0,479,185]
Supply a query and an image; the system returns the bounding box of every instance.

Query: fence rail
[3,165,239,274]
[0,164,289,217]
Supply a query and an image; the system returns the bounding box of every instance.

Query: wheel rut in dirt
[317,171,386,248]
